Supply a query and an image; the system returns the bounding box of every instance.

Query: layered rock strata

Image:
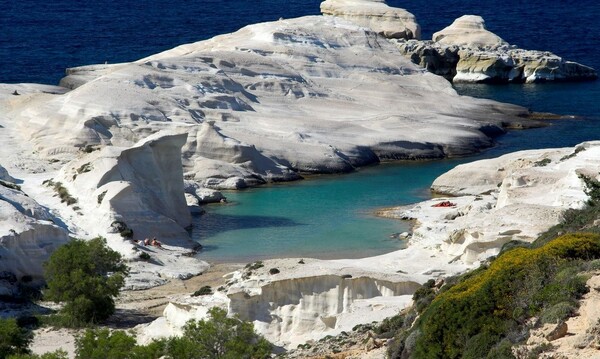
[320,0,421,40]
[394,15,597,83]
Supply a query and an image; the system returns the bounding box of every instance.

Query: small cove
[192,81,600,263]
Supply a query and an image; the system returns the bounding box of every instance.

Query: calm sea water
[3,1,599,263]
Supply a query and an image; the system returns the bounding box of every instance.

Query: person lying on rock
[151,237,162,248]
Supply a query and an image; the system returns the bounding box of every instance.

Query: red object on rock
[432,201,456,208]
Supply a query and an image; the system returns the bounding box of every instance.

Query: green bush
[413,233,600,358]
[540,301,578,324]
[7,350,68,359]
[191,286,212,297]
[0,318,31,358]
[245,261,264,271]
[43,237,128,326]
[165,307,272,359]
[74,328,164,359]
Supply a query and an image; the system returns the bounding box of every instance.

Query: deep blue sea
[3,0,599,263]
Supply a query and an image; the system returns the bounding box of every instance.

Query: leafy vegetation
[533,158,551,167]
[0,318,31,359]
[245,261,264,271]
[43,180,77,206]
[191,285,212,297]
[7,350,68,359]
[0,180,21,191]
[385,174,600,358]
[43,237,128,327]
[74,329,164,359]
[165,307,271,359]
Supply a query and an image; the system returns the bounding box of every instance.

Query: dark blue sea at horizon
[3,0,600,262]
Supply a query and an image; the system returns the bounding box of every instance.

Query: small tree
[166,307,272,359]
[44,237,128,326]
[74,328,164,359]
[0,318,31,359]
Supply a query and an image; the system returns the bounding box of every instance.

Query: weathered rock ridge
[4,15,540,189]
[394,15,597,83]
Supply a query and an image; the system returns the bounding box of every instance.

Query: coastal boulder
[320,0,421,39]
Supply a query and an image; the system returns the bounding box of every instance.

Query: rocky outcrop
[380,141,600,264]
[5,15,540,189]
[0,176,69,295]
[56,131,192,245]
[432,15,506,49]
[394,15,597,83]
[139,257,419,348]
[320,0,421,40]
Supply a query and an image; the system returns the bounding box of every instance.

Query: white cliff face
[55,131,192,246]
[3,16,536,189]
[138,257,419,348]
[320,0,421,40]
[395,15,597,83]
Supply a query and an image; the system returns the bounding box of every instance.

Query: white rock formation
[139,141,600,347]
[321,0,421,39]
[432,15,506,49]
[394,15,597,83]
[55,131,192,245]
[139,257,419,348]
[0,179,69,295]
[3,16,538,190]
[386,141,600,264]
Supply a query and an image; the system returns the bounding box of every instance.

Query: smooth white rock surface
[5,16,534,189]
[321,0,421,39]
[432,15,506,49]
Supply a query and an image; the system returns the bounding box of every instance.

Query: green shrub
[533,158,551,167]
[165,307,272,358]
[76,163,92,174]
[0,180,21,191]
[97,191,107,204]
[192,286,212,297]
[43,237,128,326]
[269,268,280,275]
[413,233,600,358]
[245,261,264,271]
[138,252,151,261]
[540,301,578,324]
[0,318,32,358]
[7,349,69,359]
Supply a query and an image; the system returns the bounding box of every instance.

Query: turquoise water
[193,81,600,263]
